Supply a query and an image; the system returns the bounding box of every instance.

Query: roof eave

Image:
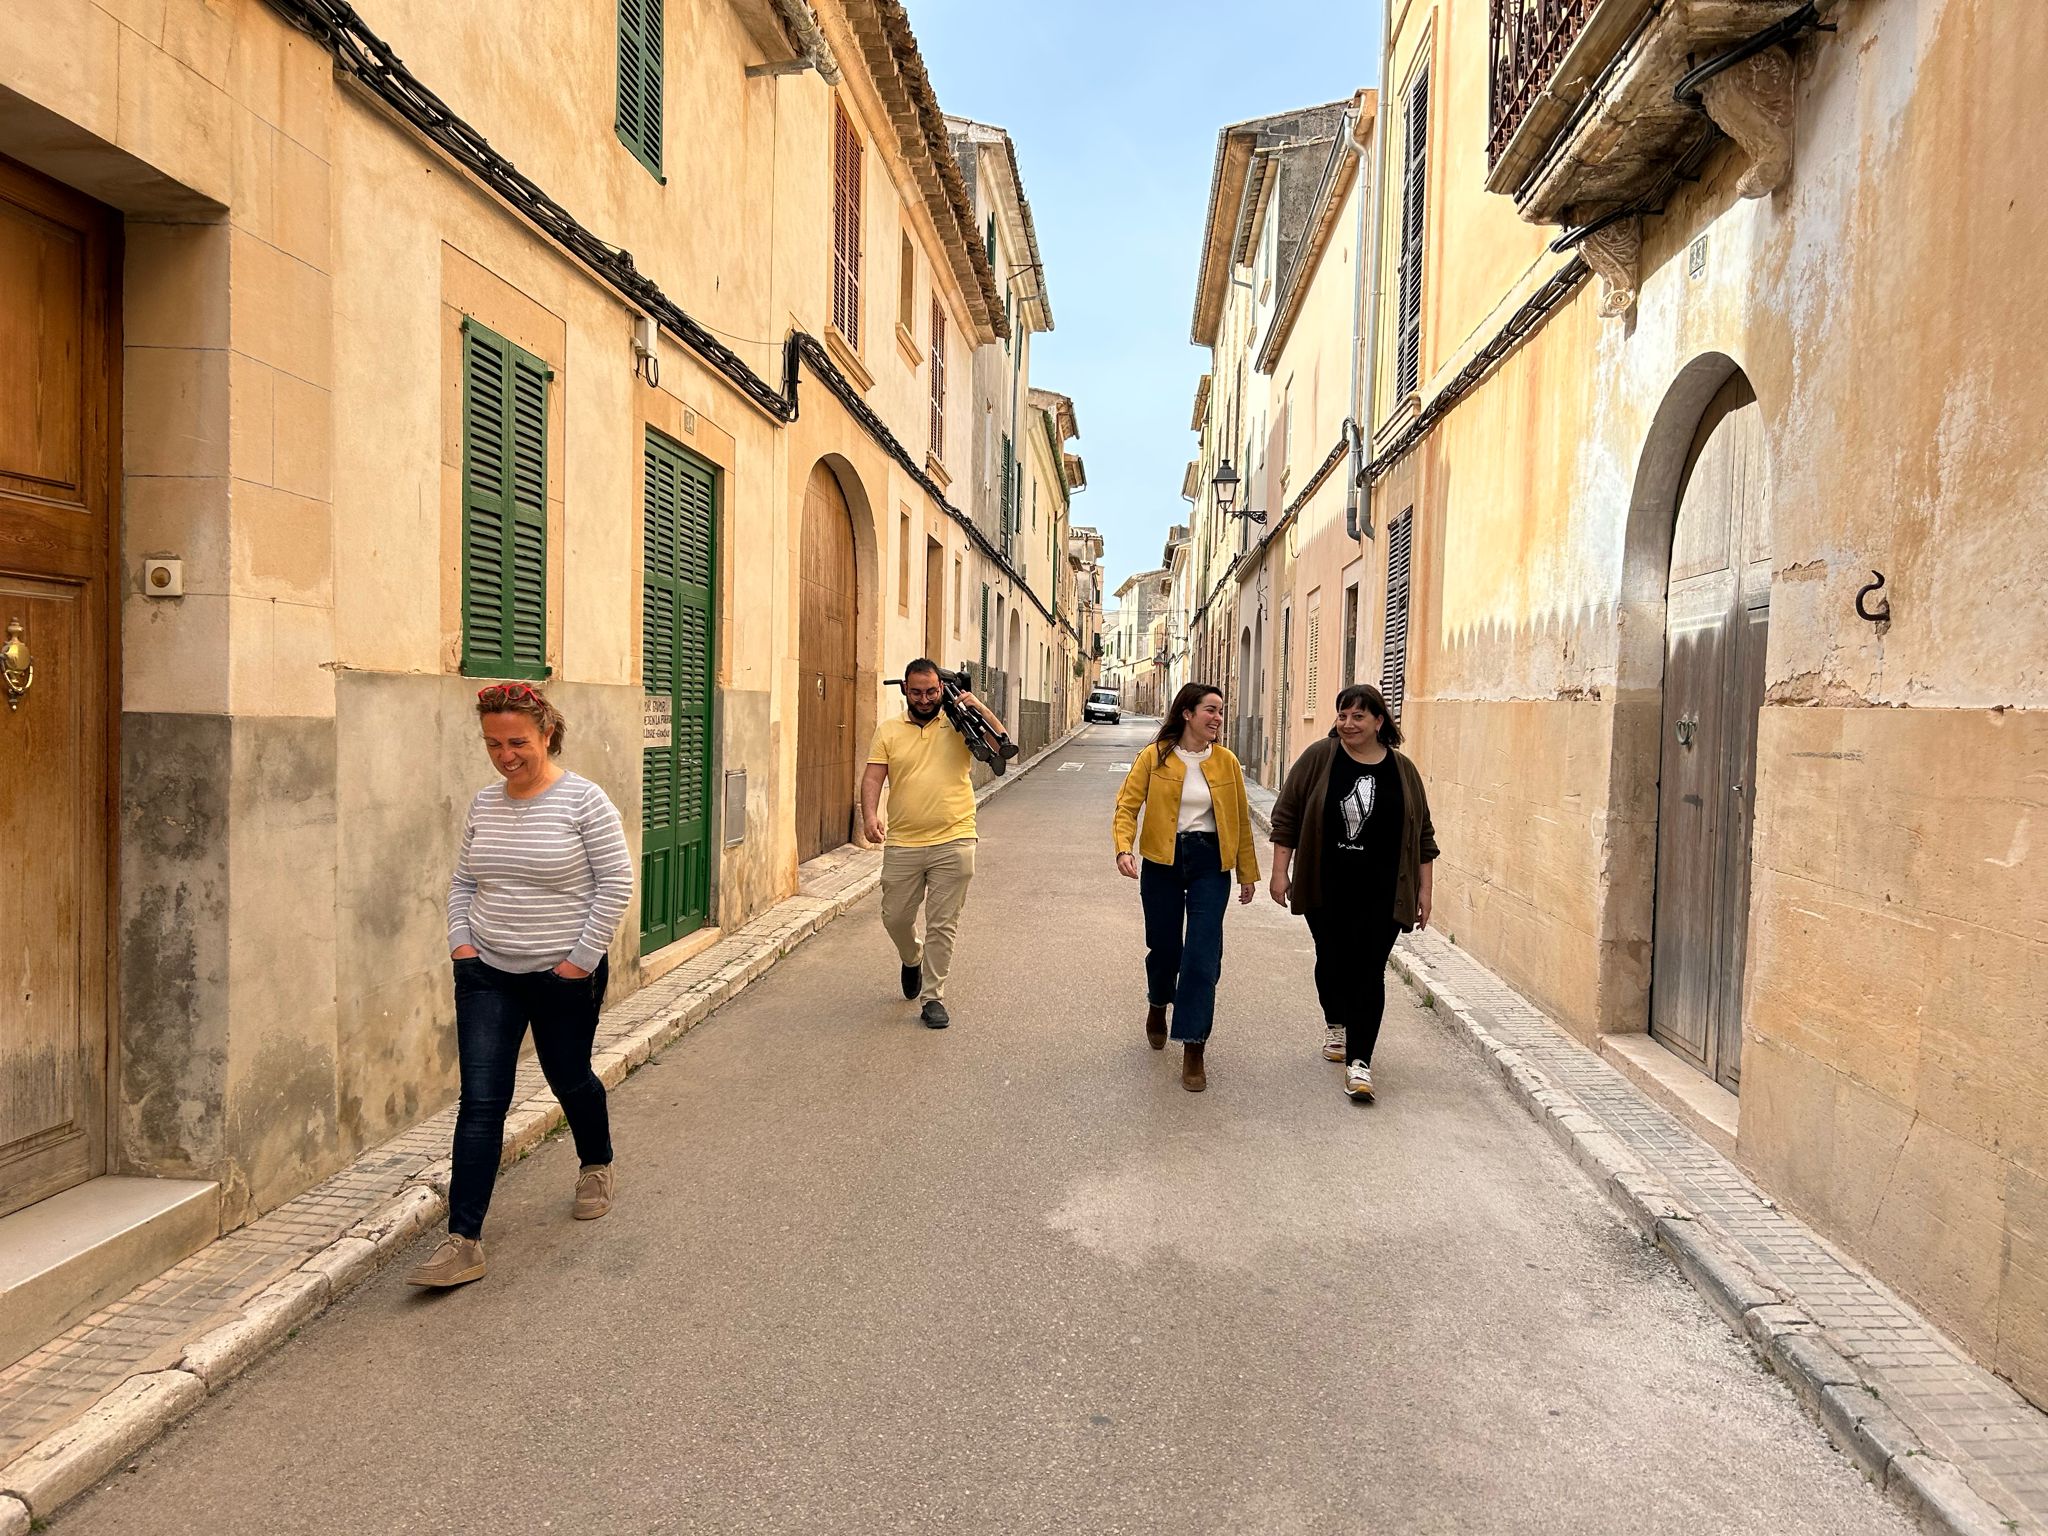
[1190,126,1260,346]
[1257,91,1375,373]
[850,1,1007,343]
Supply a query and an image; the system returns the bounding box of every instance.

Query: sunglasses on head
[477,682,539,704]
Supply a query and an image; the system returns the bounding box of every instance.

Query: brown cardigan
[1268,737,1439,926]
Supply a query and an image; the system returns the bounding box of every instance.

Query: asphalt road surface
[59,721,1908,1536]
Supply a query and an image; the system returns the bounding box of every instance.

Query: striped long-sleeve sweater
[446,771,634,974]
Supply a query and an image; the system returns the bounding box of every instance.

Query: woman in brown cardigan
[1267,683,1438,1102]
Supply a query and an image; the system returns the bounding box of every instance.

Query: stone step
[0,1178,219,1371]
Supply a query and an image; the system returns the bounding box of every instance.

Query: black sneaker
[900,961,922,1000]
[920,1000,950,1029]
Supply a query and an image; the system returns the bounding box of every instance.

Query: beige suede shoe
[574,1163,615,1220]
[406,1234,486,1288]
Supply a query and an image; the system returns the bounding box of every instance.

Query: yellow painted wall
[0,0,1024,1222]
[1368,0,2048,1403]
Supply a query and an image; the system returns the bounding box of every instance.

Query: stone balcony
[1487,0,1832,313]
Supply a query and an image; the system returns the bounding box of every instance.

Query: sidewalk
[0,732,1078,1533]
[1243,784,2048,1536]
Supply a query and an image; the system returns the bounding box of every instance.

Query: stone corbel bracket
[1582,216,1644,318]
[1699,44,1797,198]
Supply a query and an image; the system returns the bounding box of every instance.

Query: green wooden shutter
[461,319,550,680]
[616,0,665,180]
[999,434,1014,559]
[641,430,715,949]
[979,583,990,671]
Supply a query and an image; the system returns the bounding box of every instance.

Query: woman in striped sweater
[408,683,634,1289]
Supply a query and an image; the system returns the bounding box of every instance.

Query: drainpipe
[1351,8,1397,542]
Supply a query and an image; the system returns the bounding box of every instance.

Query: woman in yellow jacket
[1113,683,1261,1092]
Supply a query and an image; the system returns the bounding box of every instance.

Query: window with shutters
[1305,591,1321,717]
[929,300,947,461]
[999,434,1015,560]
[1395,65,1430,399]
[460,318,551,680]
[898,507,911,614]
[832,103,863,350]
[979,583,991,669]
[1381,508,1414,720]
[985,211,997,269]
[1342,580,1361,686]
[898,231,916,335]
[615,0,664,180]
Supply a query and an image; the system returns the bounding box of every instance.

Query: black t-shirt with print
[1321,748,1404,913]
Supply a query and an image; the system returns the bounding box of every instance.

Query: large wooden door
[797,463,857,862]
[640,431,716,951]
[1650,376,1770,1093]
[0,157,117,1217]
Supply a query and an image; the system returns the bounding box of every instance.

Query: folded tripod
[888,666,1022,775]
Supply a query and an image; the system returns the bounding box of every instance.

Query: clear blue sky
[912,0,1379,595]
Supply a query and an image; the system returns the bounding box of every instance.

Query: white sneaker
[1345,1061,1375,1101]
[1322,1027,1345,1062]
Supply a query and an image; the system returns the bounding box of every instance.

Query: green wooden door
[641,431,716,949]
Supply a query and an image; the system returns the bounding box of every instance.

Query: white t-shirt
[1175,746,1217,834]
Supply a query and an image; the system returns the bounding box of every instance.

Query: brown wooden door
[797,463,857,862]
[1650,377,1769,1093]
[0,157,118,1217]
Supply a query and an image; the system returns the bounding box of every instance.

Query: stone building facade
[1360,0,2045,1406]
[0,0,1083,1348]
[1180,100,1353,772]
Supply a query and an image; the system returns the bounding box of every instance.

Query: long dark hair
[1154,683,1223,762]
[1330,682,1402,748]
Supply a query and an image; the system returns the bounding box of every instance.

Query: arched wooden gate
[797,462,858,862]
[1650,374,1771,1093]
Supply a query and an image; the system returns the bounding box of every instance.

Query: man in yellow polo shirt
[861,659,1001,1028]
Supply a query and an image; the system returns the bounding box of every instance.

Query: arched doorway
[1235,625,1253,752]
[1648,372,1771,1093]
[1006,607,1023,718]
[797,462,858,862]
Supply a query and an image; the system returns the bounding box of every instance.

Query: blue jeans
[448,956,612,1239]
[1139,832,1231,1043]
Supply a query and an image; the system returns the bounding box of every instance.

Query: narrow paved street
[58,724,1905,1536]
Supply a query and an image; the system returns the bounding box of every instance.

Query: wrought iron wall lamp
[1211,460,1268,525]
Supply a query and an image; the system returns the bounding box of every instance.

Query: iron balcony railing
[1488,0,1596,168]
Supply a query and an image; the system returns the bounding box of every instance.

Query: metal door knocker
[1855,570,1890,624]
[1674,711,1698,748]
[1,619,32,711]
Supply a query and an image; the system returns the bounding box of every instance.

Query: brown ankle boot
[1181,1041,1207,1092]
[1145,1004,1168,1050]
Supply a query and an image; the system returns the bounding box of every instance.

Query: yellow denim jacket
[1113,743,1262,886]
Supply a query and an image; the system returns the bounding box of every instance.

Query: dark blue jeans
[1139,831,1231,1043]
[448,956,612,1240]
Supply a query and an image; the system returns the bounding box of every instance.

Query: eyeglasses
[477,682,539,704]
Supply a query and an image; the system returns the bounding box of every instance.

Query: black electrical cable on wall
[260,0,1059,626]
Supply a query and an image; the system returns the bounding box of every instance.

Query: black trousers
[1303,908,1402,1066]
[448,956,612,1239]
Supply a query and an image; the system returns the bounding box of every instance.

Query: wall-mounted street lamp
[1211,459,1267,525]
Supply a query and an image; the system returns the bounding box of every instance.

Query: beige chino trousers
[880,839,977,1004]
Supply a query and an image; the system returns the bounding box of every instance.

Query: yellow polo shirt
[869,714,977,847]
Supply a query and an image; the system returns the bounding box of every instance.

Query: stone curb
[0,1370,204,1517]
[1388,943,2022,1536]
[0,727,1077,1527]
